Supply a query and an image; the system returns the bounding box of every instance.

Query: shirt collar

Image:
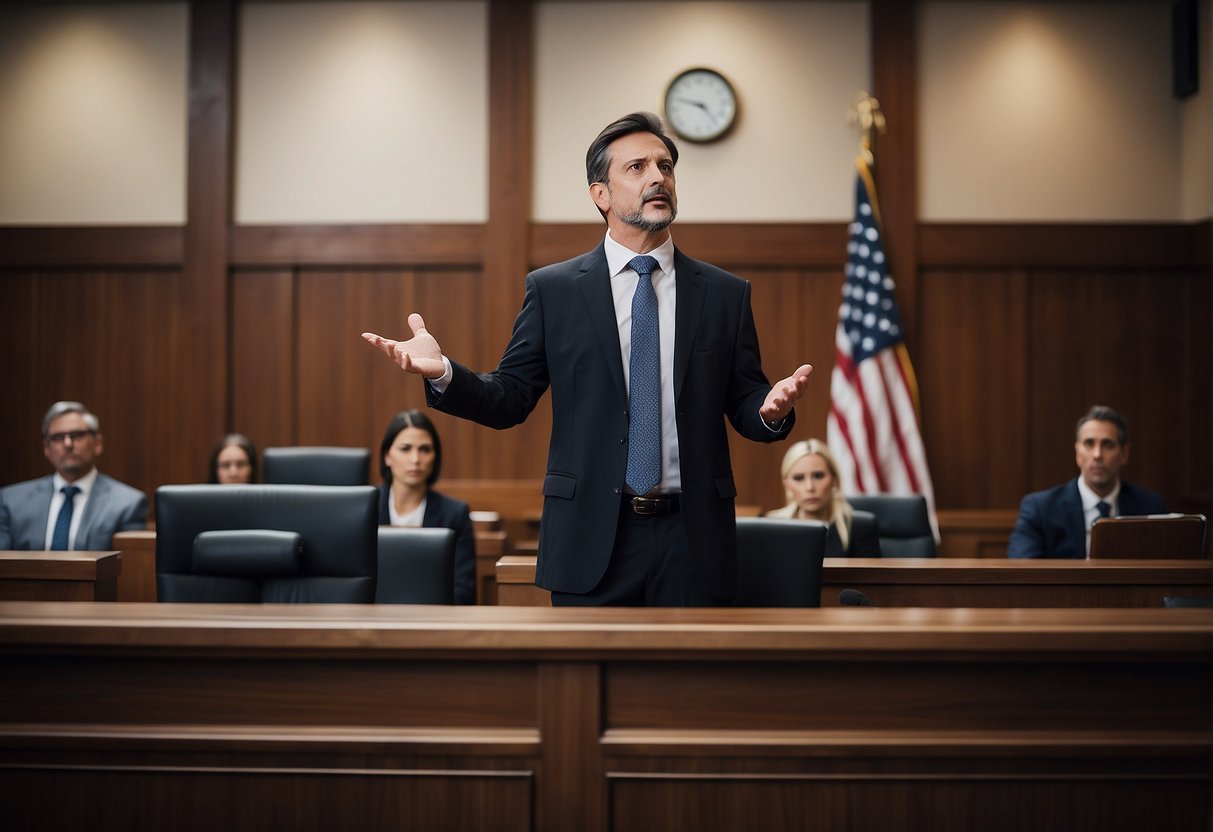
[604,230,675,279]
[1076,475,1119,514]
[53,466,98,497]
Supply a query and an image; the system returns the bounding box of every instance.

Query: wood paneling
[0,603,1208,831]
[917,269,1030,509]
[229,224,484,267]
[0,227,183,267]
[0,3,1209,528]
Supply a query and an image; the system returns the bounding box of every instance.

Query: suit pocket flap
[714,476,737,499]
[543,474,577,500]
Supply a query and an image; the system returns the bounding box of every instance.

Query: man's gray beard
[619,205,676,232]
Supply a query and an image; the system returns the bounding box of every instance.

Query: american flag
[827,156,938,537]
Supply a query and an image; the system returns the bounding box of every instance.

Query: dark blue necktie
[1096,500,1111,519]
[626,255,662,496]
[50,485,80,550]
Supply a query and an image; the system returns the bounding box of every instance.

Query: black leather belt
[629,494,680,516]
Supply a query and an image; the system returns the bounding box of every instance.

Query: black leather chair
[376,527,456,604]
[847,494,937,557]
[1162,595,1213,608]
[262,446,371,486]
[734,517,827,607]
[156,484,378,603]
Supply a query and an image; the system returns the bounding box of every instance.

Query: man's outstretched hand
[362,313,447,379]
[760,364,813,423]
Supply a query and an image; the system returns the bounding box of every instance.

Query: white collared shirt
[1078,476,1120,555]
[44,467,99,550]
[603,230,681,493]
[387,487,427,528]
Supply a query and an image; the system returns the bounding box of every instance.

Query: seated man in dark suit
[0,401,147,550]
[1008,405,1165,558]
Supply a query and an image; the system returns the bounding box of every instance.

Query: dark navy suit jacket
[1007,477,1166,559]
[826,510,882,558]
[377,485,476,604]
[428,245,792,598]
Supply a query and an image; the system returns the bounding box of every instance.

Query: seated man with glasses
[0,401,147,550]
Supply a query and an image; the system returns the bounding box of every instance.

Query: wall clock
[663,67,738,143]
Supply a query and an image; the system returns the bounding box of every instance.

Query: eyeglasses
[217,459,251,470]
[45,430,95,445]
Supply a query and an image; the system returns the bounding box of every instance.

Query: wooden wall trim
[484,1,533,347]
[0,227,184,268]
[529,223,850,270]
[228,224,486,267]
[919,222,1209,269]
[871,0,920,340]
[183,0,234,449]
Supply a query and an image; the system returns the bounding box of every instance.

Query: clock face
[663,68,737,143]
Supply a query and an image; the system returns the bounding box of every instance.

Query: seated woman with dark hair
[208,433,258,484]
[377,409,476,604]
[766,438,881,557]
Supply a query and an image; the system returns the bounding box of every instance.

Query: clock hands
[673,97,718,127]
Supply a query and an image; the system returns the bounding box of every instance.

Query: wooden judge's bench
[0,602,1208,831]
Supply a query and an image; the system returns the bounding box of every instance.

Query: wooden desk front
[0,603,1208,832]
[495,555,1213,608]
[0,551,120,601]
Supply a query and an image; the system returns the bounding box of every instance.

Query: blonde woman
[766,439,881,557]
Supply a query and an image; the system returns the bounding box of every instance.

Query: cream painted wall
[919,1,1187,222]
[234,1,487,224]
[532,1,871,223]
[0,2,1206,226]
[1178,0,1211,220]
[0,3,187,225]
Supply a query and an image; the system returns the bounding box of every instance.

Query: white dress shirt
[603,231,681,494]
[1077,476,1120,555]
[44,467,98,550]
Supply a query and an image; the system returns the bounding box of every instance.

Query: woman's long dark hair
[378,409,442,487]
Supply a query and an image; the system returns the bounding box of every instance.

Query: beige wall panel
[1179,0,1211,220]
[920,1,1185,221]
[234,1,488,224]
[0,4,187,225]
[533,1,870,223]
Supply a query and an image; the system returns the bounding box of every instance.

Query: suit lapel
[672,248,705,401]
[76,475,108,549]
[1061,478,1086,556]
[577,246,627,401]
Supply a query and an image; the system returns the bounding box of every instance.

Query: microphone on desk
[839,589,876,607]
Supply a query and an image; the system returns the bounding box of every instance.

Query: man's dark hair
[585,111,679,186]
[1075,405,1129,445]
[378,409,443,487]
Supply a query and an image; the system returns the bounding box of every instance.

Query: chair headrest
[193,529,303,577]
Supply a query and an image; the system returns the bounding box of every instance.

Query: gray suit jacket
[428,245,792,599]
[0,473,148,550]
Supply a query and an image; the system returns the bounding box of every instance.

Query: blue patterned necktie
[626,255,662,496]
[50,485,80,550]
[1096,500,1111,519]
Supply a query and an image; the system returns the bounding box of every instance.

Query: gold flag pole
[847,92,886,165]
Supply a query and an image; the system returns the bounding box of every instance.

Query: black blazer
[826,509,881,557]
[377,485,476,604]
[1007,477,1166,559]
[428,244,792,598]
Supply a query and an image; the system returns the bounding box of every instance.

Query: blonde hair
[777,439,854,550]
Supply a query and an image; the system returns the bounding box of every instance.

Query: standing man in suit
[0,401,147,550]
[1008,405,1165,558]
[364,112,812,606]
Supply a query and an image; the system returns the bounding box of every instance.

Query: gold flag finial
[847,92,886,165]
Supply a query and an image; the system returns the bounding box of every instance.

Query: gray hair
[42,401,99,436]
